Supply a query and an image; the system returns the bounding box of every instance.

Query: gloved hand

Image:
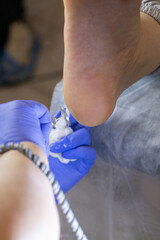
[0,100,52,155]
[49,110,96,193]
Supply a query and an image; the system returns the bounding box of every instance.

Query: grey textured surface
[50,68,160,240]
[92,68,160,176]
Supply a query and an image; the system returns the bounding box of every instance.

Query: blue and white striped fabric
[141,0,160,23]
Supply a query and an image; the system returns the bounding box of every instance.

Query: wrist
[0,141,49,166]
[21,141,49,166]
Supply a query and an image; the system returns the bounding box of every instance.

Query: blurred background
[2,2,160,240]
[0,0,64,108]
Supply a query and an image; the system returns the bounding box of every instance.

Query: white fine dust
[49,117,76,164]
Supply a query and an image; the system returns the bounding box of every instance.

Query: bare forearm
[0,142,60,240]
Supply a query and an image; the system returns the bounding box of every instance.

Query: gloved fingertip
[50,142,62,153]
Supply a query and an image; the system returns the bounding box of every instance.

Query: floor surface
[0,0,64,108]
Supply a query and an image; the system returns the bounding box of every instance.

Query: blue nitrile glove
[49,111,96,193]
[0,100,52,155]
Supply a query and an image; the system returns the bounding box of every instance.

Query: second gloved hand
[49,112,96,193]
[0,100,52,155]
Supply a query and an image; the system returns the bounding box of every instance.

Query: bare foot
[63,0,142,126]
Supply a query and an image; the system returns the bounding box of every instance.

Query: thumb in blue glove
[49,111,96,193]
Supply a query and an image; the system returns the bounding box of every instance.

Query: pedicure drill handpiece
[49,107,76,164]
[49,107,88,240]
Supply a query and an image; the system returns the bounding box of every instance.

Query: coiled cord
[51,176,88,240]
[0,142,88,240]
[49,107,88,239]
[29,149,89,240]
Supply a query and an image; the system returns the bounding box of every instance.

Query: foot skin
[63,0,142,126]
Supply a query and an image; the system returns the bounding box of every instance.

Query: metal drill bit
[60,106,66,118]
[60,106,71,126]
[51,117,57,129]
